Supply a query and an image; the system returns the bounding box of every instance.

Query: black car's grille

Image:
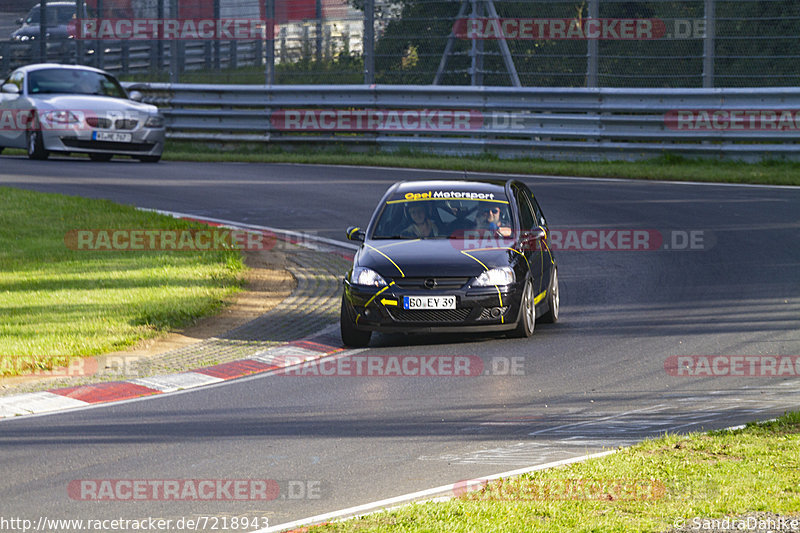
[390,277,470,290]
[388,308,471,323]
[86,117,112,128]
[61,139,155,152]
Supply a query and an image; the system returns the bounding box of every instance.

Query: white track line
[253,450,616,533]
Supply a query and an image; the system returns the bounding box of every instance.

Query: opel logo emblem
[424,278,437,289]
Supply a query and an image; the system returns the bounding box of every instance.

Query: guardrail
[120,83,800,161]
[0,39,263,77]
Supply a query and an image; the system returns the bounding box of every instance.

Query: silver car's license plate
[403,295,456,310]
[93,131,132,142]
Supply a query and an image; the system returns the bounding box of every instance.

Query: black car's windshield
[27,68,127,98]
[371,198,512,239]
[25,5,76,25]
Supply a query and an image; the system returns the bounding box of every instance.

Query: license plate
[403,295,456,310]
[93,131,132,142]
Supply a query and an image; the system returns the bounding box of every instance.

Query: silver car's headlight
[144,116,164,128]
[473,267,515,287]
[41,110,81,124]
[351,267,387,287]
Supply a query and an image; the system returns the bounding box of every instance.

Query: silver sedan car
[0,63,165,162]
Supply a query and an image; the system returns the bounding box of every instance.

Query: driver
[475,205,511,237]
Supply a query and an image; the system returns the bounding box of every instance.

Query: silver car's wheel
[540,268,559,324]
[513,279,535,337]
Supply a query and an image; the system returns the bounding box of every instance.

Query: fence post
[364,0,375,84]
[169,0,178,82]
[40,0,47,62]
[703,0,715,88]
[157,0,164,75]
[265,0,275,85]
[315,0,323,63]
[96,0,104,69]
[76,0,84,64]
[213,0,221,72]
[586,0,599,87]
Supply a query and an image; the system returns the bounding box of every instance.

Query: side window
[530,194,547,227]
[513,186,536,230]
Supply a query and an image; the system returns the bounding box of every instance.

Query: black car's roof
[386,179,510,202]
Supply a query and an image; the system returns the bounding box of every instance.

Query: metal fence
[2,0,799,87]
[121,82,800,161]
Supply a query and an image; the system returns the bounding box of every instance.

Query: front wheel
[27,128,49,160]
[512,278,535,338]
[539,268,559,324]
[340,294,371,348]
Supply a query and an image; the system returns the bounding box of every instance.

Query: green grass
[159,143,800,186]
[308,412,800,532]
[0,187,244,376]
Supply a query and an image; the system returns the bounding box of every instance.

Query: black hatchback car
[340,179,559,347]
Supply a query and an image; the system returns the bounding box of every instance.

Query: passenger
[402,203,439,238]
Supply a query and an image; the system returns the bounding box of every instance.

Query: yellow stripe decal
[377,238,420,249]
[386,198,510,205]
[364,281,396,309]
[534,290,547,305]
[364,244,405,277]
[461,250,505,323]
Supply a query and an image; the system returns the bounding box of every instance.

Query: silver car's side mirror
[129,90,143,102]
[1,83,20,94]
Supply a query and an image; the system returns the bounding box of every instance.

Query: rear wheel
[27,127,49,160]
[89,153,113,162]
[512,278,535,338]
[340,294,371,348]
[539,268,559,324]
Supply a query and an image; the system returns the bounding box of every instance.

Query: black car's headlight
[351,267,388,287]
[472,267,515,287]
[144,116,164,128]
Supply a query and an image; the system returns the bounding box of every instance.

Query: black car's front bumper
[343,279,525,333]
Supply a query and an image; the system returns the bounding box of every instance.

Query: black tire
[27,127,49,160]
[512,278,535,338]
[340,294,371,348]
[539,268,559,324]
[89,153,113,162]
[138,155,162,163]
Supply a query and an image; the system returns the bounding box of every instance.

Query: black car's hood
[357,239,515,279]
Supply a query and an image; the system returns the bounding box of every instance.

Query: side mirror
[346,226,365,242]
[128,90,142,102]
[519,227,546,251]
[1,83,20,95]
[16,18,24,25]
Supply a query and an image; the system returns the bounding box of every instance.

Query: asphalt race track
[1,156,799,529]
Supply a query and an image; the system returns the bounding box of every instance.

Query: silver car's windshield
[27,68,127,98]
